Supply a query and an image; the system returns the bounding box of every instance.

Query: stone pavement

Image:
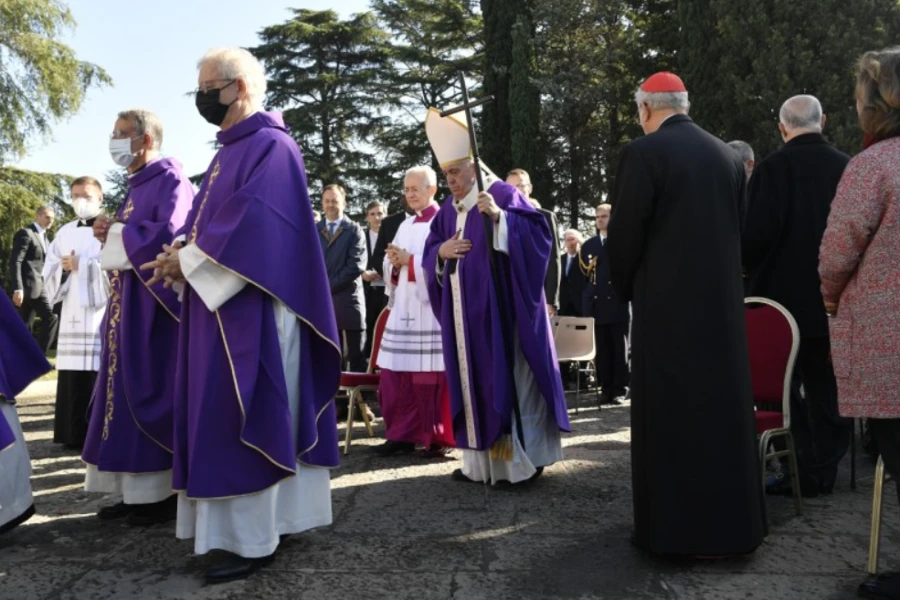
[0,381,895,600]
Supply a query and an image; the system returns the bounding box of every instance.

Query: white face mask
[72,197,101,220]
[109,137,138,168]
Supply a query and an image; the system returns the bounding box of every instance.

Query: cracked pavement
[0,380,895,599]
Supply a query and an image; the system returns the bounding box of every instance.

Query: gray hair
[596,203,612,214]
[563,229,584,244]
[405,165,437,188]
[779,95,823,132]
[36,205,54,216]
[727,140,754,163]
[198,47,267,111]
[118,109,164,150]
[635,90,690,113]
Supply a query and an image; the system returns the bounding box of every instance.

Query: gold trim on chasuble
[192,246,340,465]
[189,161,221,244]
[100,195,134,441]
[449,203,478,448]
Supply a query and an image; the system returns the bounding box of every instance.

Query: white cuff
[180,245,246,312]
[493,211,509,254]
[100,223,132,270]
[173,234,187,245]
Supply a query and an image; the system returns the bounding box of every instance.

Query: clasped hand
[140,242,185,288]
[386,243,411,268]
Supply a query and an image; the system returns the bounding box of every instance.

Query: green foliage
[0,0,111,165]
[480,0,517,176]
[252,9,393,214]
[0,167,74,284]
[509,10,548,205]
[678,0,900,160]
[103,169,129,214]
[371,0,483,208]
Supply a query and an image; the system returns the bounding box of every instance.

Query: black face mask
[195,80,236,126]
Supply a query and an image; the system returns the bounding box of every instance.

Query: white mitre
[424,107,499,185]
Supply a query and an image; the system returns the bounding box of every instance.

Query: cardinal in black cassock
[606,72,766,556]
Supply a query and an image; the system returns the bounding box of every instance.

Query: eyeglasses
[404,187,425,194]
[194,79,236,94]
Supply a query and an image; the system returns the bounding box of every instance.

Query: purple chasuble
[0,293,51,449]
[173,112,341,499]
[422,181,570,450]
[82,158,194,473]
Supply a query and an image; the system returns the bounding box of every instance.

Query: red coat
[819,137,900,418]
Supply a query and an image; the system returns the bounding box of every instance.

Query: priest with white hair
[141,47,341,583]
[374,165,455,457]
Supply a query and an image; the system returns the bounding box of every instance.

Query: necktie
[328,222,337,236]
[566,256,573,276]
[77,217,97,228]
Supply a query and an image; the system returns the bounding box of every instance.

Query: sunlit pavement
[0,381,892,599]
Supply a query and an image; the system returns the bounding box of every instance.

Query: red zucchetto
[639,72,687,93]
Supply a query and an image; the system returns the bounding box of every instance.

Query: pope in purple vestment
[82,158,193,488]
[423,180,571,451]
[171,111,341,501]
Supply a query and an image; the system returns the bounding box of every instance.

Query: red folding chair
[339,308,390,455]
[745,296,802,516]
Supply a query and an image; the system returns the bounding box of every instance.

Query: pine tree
[480,0,518,176]
[678,0,900,159]
[252,10,393,212]
[0,0,111,164]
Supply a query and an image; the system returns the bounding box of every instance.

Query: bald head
[779,95,825,140]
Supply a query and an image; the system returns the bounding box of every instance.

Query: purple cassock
[0,292,52,449]
[173,112,342,499]
[422,181,571,450]
[81,158,194,474]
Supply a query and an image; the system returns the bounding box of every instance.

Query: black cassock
[607,115,766,555]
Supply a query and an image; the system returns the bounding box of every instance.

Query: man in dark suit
[606,71,765,556]
[742,95,851,496]
[559,229,586,316]
[371,200,410,280]
[9,206,59,354]
[361,200,386,357]
[318,185,367,372]
[507,169,561,315]
[581,205,629,404]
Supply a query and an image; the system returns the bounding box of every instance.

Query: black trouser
[790,336,852,492]
[363,289,387,359]
[868,419,900,507]
[18,292,58,355]
[595,320,629,396]
[341,329,367,373]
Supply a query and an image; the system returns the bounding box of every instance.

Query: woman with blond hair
[819,48,900,599]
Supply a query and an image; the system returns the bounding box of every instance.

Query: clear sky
[14,0,370,188]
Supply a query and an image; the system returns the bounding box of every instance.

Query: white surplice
[377,207,443,373]
[0,402,33,530]
[43,221,108,371]
[173,245,332,558]
[83,223,172,503]
[442,187,563,484]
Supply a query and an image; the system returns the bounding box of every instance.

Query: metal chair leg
[575,363,581,415]
[758,432,771,492]
[785,430,803,516]
[343,389,358,456]
[851,418,858,490]
[360,397,375,437]
[868,456,886,575]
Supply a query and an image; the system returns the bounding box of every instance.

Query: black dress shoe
[0,504,35,535]
[205,552,275,584]
[126,495,177,527]
[451,469,480,484]
[859,572,900,599]
[373,440,416,456]
[97,501,135,520]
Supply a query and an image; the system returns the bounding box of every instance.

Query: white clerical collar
[453,186,479,213]
[33,222,45,235]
